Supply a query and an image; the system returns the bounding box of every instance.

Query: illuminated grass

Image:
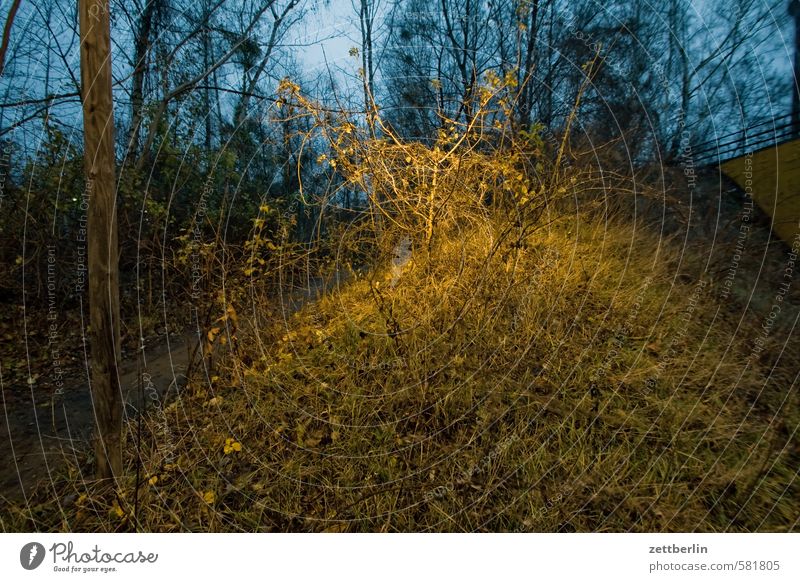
[7,211,797,532]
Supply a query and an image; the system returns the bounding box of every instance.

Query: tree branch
[0,0,22,76]
[0,92,81,108]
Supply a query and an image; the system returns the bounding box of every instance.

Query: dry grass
[5,209,798,532]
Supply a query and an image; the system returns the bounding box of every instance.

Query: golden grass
[5,82,798,532]
[6,208,797,532]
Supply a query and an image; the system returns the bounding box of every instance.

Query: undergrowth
[6,211,797,532]
[3,74,798,532]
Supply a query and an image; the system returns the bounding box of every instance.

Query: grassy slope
[6,211,799,532]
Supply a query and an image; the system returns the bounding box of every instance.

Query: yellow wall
[720,139,800,244]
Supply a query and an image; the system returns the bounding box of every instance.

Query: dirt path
[0,271,345,504]
[0,330,192,503]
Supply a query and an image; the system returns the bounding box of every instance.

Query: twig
[132,347,144,531]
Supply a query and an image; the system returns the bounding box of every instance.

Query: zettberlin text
[649,544,708,554]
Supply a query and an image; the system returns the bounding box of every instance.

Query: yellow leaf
[224,438,242,454]
[111,502,125,518]
[148,475,158,486]
[226,305,238,326]
[207,327,220,343]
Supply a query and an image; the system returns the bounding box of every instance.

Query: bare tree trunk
[128,0,158,160]
[519,0,539,128]
[358,0,376,118]
[202,4,212,151]
[440,0,470,122]
[79,0,122,482]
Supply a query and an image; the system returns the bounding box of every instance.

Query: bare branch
[0,0,22,76]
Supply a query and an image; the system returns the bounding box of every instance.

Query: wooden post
[79,0,122,481]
